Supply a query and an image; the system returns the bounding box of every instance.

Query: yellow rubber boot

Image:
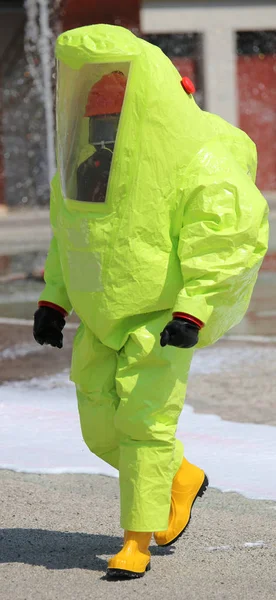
[154,458,208,547]
[107,531,152,579]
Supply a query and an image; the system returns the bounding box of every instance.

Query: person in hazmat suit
[33,24,269,579]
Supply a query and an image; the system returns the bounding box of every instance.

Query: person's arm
[38,173,72,315]
[38,235,72,314]
[173,140,269,347]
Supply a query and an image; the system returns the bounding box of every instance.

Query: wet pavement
[0,270,275,426]
[226,271,276,338]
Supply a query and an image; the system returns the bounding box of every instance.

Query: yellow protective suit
[39,24,269,531]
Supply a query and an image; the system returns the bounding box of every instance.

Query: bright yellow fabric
[75,311,192,531]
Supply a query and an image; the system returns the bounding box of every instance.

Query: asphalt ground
[1,471,275,600]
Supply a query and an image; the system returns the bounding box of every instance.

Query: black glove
[33,306,65,349]
[160,318,200,349]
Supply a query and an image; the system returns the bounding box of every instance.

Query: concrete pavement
[0,470,275,600]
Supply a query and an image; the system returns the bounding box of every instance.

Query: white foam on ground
[206,542,268,552]
[1,370,276,501]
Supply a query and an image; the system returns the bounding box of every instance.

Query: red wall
[171,57,195,81]
[175,56,276,192]
[62,0,140,31]
[238,55,276,191]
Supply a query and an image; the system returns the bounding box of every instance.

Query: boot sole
[107,562,151,580]
[158,474,209,548]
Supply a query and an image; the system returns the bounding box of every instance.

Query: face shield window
[89,115,120,149]
[57,62,130,204]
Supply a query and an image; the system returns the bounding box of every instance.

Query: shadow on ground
[0,529,174,571]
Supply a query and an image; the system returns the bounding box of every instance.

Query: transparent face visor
[56,62,130,203]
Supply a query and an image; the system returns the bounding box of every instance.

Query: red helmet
[85,71,127,117]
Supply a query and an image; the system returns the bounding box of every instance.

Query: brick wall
[238,55,276,191]
[62,0,140,31]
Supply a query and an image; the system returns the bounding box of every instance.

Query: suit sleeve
[173,141,269,347]
[38,173,72,314]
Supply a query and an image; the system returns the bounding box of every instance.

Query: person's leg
[114,310,194,533]
[154,457,208,546]
[72,325,120,469]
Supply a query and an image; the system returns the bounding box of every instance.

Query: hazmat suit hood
[40,24,269,350]
[56,24,259,200]
[55,24,211,210]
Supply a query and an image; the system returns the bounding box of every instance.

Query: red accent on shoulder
[173,312,204,329]
[181,77,196,95]
[38,301,68,317]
